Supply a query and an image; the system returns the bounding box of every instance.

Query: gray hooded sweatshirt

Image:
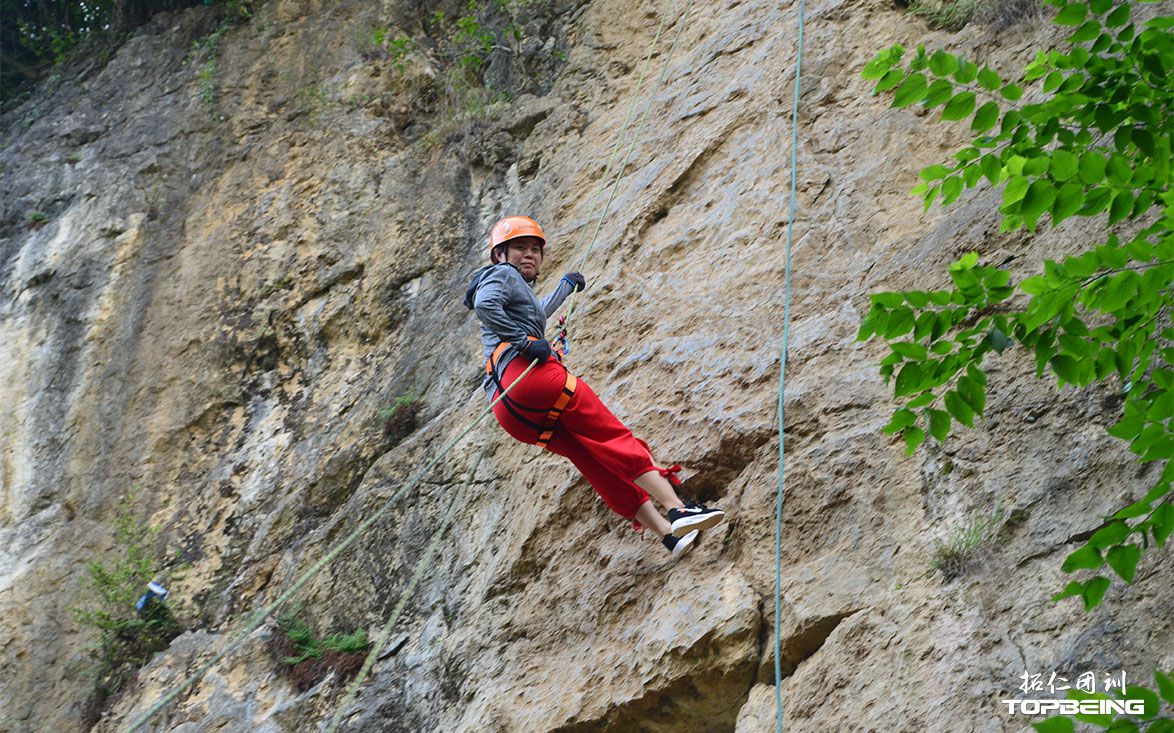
[463,262,576,401]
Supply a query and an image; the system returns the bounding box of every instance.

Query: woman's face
[500,237,543,280]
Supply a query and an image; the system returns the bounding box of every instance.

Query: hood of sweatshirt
[463,262,532,309]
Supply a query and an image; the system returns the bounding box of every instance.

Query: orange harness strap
[535,372,577,449]
[485,337,577,448]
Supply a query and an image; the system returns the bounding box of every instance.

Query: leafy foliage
[0,0,250,113]
[277,613,370,665]
[72,494,184,729]
[860,0,1171,610]
[930,502,1009,580]
[268,611,371,693]
[1032,669,1174,732]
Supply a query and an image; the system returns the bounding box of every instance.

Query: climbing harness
[485,336,579,449]
[126,1,696,729]
[775,0,808,731]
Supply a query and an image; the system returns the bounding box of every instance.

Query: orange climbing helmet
[488,216,545,262]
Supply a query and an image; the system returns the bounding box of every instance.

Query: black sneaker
[667,502,726,537]
[662,529,699,558]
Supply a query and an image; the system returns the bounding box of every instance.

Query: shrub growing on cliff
[267,611,370,693]
[858,0,1171,611]
[379,391,422,444]
[72,494,184,729]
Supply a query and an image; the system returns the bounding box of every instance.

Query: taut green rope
[775,0,808,731]
[324,445,488,733]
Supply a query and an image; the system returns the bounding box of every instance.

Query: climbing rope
[124,365,540,732]
[324,444,488,733]
[125,3,697,730]
[775,0,808,731]
[553,0,697,355]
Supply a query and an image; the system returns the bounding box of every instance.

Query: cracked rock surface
[1,0,1169,731]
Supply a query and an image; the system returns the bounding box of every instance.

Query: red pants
[491,354,657,519]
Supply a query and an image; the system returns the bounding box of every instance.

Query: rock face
[1,0,1169,731]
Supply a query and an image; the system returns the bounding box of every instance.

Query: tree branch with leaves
[858,0,1171,612]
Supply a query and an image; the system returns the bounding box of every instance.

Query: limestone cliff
[1,0,1168,731]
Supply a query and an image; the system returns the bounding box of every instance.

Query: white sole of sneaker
[671,510,726,537]
[672,530,699,558]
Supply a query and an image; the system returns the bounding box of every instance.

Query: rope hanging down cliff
[125,3,695,730]
[326,2,698,729]
[775,0,808,731]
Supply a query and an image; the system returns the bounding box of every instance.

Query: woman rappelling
[463,215,727,558]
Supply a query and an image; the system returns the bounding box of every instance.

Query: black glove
[517,338,552,362]
[562,272,586,292]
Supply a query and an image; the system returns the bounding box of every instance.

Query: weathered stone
[1,0,1169,732]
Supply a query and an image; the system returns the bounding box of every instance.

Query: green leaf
[895,363,924,397]
[921,164,952,181]
[1022,180,1058,230]
[1000,83,1023,100]
[1154,503,1173,547]
[980,154,1002,184]
[1052,354,1092,385]
[1023,156,1050,176]
[1106,543,1140,582]
[907,392,936,409]
[1106,154,1132,185]
[1034,717,1075,733]
[1108,191,1133,224]
[972,101,1000,132]
[1062,543,1103,571]
[892,342,929,359]
[941,92,977,121]
[922,79,954,108]
[944,390,975,426]
[885,307,916,337]
[904,426,926,455]
[941,176,963,205]
[893,73,929,108]
[862,54,895,80]
[1050,149,1078,180]
[1131,127,1156,156]
[1155,670,1174,704]
[957,375,986,414]
[1053,580,1085,602]
[1052,183,1084,225]
[977,66,1001,90]
[876,68,905,92]
[1091,270,1138,312]
[1124,685,1159,720]
[1142,481,1171,503]
[929,408,950,441]
[1105,3,1129,26]
[1089,521,1131,549]
[1078,152,1107,184]
[928,49,958,76]
[1070,19,1102,41]
[1081,575,1110,609]
[1055,2,1087,23]
[954,58,978,84]
[883,408,918,434]
[1114,500,1152,519]
[1003,175,1030,205]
